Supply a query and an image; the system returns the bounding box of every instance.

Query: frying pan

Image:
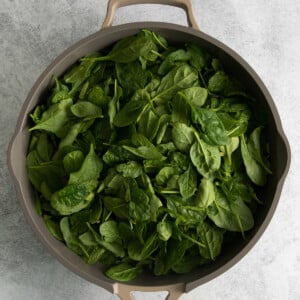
[8,0,291,299]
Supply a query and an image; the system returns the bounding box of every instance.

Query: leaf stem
[180,232,205,248]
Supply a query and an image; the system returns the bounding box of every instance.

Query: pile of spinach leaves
[26,29,271,282]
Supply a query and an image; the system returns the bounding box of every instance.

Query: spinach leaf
[247,126,272,174]
[29,98,73,137]
[197,222,223,260]
[116,60,148,96]
[190,140,221,179]
[240,134,267,186]
[123,134,166,161]
[207,188,254,234]
[180,86,208,108]
[105,263,139,282]
[187,44,211,71]
[172,122,195,152]
[191,106,228,146]
[157,221,172,241]
[138,108,160,141]
[178,164,197,199]
[158,49,191,75]
[153,64,198,103]
[69,144,102,184]
[166,195,206,226]
[63,150,84,174]
[195,178,215,209]
[50,180,97,215]
[113,98,148,127]
[44,216,63,241]
[108,80,123,127]
[99,220,121,243]
[70,101,103,119]
[116,161,142,178]
[60,217,84,255]
[129,186,151,222]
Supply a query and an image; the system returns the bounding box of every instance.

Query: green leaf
[158,49,191,75]
[180,87,208,108]
[108,80,123,127]
[153,64,198,104]
[195,178,215,208]
[116,60,148,95]
[116,161,142,178]
[172,255,204,274]
[50,180,97,215]
[44,216,63,241]
[113,99,147,127]
[26,153,65,192]
[155,166,178,186]
[105,263,139,282]
[103,197,129,220]
[197,222,223,260]
[166,195,206,225]
[63,150,84,174]
[106,33,155,63]
[87,85,109,106]
[123,145,165,160]
[171,94,190,125]
[79,231,98,246]
[157,221,172,241]
[190,140,221,179]
[165,238,193,273]
[247,127,272,174]
[102,145,135,166]
[123,134,166,160]
[60,217,83,255]
[208,71,232,94]
[240,134,267,186]
[64,55,97,95]
[128,233,158,261]
[207,188,254,234]
[138,108,160,141]
[129,186,151,222]
[172,122,195,152]
[186,43,211,71]
[191,107,228,146]
[178,164,197,199]
[69,144,102,184]
[99,220,121,243]
[70,101,103,119]
[29,98,73,137]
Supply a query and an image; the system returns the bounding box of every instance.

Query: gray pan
[7,0,291,299]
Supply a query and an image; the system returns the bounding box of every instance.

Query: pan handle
[114,283,185,300]
[101,0,199,30]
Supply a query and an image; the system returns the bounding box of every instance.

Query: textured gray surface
[1,0,299,299]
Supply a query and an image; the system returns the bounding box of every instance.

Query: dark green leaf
[240,134,267,186]
[207,188,254,234]
[51,180,97,215]
[190,140,221,179]
[153,64,198,104]
[178,164,197,199]
[105,263,139,282]
[197,222,223,260]
[113,99,148,127]
[70,101,103,119]
[99,220,121,243]
[172,122,195,152]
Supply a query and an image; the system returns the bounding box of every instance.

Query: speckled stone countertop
[1,1,300,299]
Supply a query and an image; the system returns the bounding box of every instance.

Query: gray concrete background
[1,0,299,299]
